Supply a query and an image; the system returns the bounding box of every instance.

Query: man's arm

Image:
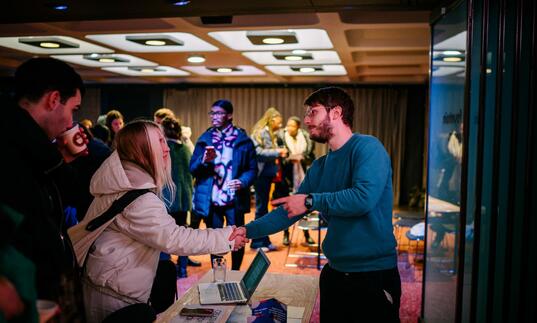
[243,207,302,239]
[311,140,390,217]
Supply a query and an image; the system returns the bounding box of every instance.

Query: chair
[393,217,422,253]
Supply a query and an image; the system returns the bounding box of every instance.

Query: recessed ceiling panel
[208,29,333,51]
[86,32,218,52]
[265,64,346,76]
[181,65,265,76]
[242,50,340,65]
[51,54,157,67]
[0,36,113,54]
[102,66,190,76]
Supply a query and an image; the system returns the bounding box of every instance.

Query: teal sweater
[245,134,397,272]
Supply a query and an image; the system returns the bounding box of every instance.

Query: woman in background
[105,109,124,147]
[250,107,287,251]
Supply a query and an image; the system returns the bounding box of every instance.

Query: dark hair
[106,109,124,130]
[288,116,301,127]
[161,116,182,140]
[91,124,110,143]
[14,57,84,103]
[304,86,354,128]
[212,99,233,114]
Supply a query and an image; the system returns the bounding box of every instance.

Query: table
[156,270,319,323]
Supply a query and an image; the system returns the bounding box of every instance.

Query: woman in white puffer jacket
[68,120,248,323]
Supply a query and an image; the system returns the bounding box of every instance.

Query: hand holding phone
[203,145,216,163]
[179,307,214,317]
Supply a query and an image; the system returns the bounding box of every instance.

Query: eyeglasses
[208,111,228,117]
[304,105,333,118]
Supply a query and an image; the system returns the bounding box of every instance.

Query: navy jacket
[190,126,257,217]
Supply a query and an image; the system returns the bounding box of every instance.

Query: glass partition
[423,1,467,322]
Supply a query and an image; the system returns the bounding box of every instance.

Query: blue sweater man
[230,87,401,322]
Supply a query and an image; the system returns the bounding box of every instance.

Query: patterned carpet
[171,222,423,323]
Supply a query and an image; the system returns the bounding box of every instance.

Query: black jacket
[0,104,78,300]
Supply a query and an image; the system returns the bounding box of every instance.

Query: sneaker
[187,257,202,267]
[306,236,316,246]
[265,244,278,252]
[282,232,290,246]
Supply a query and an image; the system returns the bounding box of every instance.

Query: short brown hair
[304,86,354,128]
[161,117,182,140]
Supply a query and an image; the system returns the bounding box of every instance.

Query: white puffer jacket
[69,151,234,303]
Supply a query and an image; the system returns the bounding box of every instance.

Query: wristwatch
[304,194,313,211]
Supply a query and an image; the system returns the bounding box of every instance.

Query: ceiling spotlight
[247,31,298,45]
[171,0,190,6]
[292,49,307,55]
[145,40,166,46]
[262,37,285,45]
[216,67,233,73]
[284,55,303,61]
[98,58,116,63]
[40,42,60,48]
[187,55,205,63]
[140,68,155,73]
[299,67,315,73]
[89,53,99,58]
[46,2,69,11]
[443,50,462,56]
[443,57,462,62]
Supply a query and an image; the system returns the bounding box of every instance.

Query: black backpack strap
[85,189,152,232]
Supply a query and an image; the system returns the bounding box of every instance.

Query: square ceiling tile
[0,35,113,54]
[51,54,157,67]
[86,32,218,52]
[181,65,265,76]
[208,29,333,51]
[242,50,341,65]
[102,66,189,76]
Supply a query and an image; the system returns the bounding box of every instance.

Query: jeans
[251,176,273,248]
[205,204,245,270]
[319,264,401,323]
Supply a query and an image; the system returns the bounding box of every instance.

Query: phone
[179,307,214,317]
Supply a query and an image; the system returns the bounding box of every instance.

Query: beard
[309,115,333,143]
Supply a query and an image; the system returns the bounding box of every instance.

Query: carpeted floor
[171,213,424,323]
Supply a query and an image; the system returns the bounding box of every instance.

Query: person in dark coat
[0,57,87,322]
[190,99,257,270]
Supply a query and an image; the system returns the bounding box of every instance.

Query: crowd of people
[0,57,401,323]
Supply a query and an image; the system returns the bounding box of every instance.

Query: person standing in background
[273,116,316,246]
[154,108,194,153]
[105,109,124,147]
[190,99,257,270]
[160,117,194,277]
[250,107,288,251]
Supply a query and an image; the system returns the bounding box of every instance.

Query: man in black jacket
[0,57,87,321]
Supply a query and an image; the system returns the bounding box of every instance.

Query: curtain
[164,86,408,205]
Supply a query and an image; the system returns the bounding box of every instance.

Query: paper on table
[287,306,305,319]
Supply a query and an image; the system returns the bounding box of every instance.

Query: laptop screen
[241,250,271,297]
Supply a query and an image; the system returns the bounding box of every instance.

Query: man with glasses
[230,87,401,322]
[190,99,257,270]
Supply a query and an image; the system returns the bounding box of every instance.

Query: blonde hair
[154,108,176,121]
[115,120,175,203]
[251,107,281,145]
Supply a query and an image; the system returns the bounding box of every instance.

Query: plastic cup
[212,258,226,283]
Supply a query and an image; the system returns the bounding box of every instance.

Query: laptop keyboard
[217,283,243,301]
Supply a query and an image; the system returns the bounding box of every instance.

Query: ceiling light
[486,68,492,74]
[284,55,303,61]
[126,35,183,47]
[103,66,189,76]
[299,67,316,73]
[89,53,99,58]
[187,55,205,63]
[40,42,60,48]
[98,58,115,63]
[54,54,154,67]
[216,67,233,73]
[140,68,155,73]
[263,38,284,45]
[443,57,462,62]
[247,31,298,45]
[52,4,68,11]
[292,49,307,55]
[443,50,462,56]
[171,0,190,5]
[145,40,166,46]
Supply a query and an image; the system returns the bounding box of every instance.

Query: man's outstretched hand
[228,226,249,251]
[271,194,308,218]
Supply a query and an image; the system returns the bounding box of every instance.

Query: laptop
[198,249,271,305]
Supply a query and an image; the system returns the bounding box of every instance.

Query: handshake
[228,226,248,251]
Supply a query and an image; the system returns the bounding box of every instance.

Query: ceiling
[0,0,442,85]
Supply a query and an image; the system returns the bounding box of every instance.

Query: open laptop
[198,249,271,305]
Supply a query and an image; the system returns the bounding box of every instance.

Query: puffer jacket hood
[89,151,156,197]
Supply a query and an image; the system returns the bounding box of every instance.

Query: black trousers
[320,264,401,323]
